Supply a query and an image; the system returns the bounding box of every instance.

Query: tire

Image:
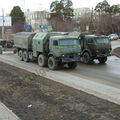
[13,48,17,54]
[23,51,29,62]
[68,62,77,69]
[48,56,58,70]
[18,50,23,61]
[98,57,107,64]
[38,54,47,67]
[83,52,91,64]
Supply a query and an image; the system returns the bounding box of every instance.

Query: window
[87,38,93,44]
[95,37,109,44]
[59,39,79,46]
[53,40,58,46]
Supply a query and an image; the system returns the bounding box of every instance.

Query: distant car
[108,34,119,41]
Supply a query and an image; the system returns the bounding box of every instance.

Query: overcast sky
[0,0,120,15]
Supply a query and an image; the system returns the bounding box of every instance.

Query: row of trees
[50,0,74,21]
[10,0,74,24]
[9,0,120,34]
[9,0,75,32]
[95,0,120,14]
[49,0,120,34]
[78,0,120,34]
[9,6,25,32]
[49,0,74,31]
[94,0,120,34]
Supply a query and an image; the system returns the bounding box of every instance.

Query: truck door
[80,38,84,51]
[87,38,94,53]
[50,39,59,55]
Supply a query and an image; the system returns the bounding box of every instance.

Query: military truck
[14,32,81,70]
[69,32,112,64]
[0,39,6,48]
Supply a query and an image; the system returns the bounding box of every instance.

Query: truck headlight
[62,54,65,57]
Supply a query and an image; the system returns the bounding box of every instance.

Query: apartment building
[24,10,50,31]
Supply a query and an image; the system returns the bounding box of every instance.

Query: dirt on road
[0,62,120,120]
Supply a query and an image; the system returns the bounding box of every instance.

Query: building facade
[74,8,91,20]
[24,10,50,31]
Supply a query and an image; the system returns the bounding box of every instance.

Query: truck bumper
[96,53,111,58]
[57,56,80,63]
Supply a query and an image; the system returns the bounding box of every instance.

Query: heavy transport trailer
[68,32,112,64]
[14,32,81,70]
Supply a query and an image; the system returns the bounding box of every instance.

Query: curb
[0,102,21,120]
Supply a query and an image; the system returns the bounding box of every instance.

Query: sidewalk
[0,102,20,120]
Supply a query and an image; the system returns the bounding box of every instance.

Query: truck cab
[68,32,112,64]
[49,36,81,60]
[39,35,81,70]
[80,35,112,63]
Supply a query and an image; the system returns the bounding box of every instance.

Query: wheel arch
[81,49,91,57]
[48,52,55,58]
[37,52,43,57]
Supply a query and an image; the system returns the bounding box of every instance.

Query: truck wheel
[48,56,58,70]
[68,62,77,69]
[18,50,23,61]
[83,52,91,64]
[38,54,47,67]
[23,51,29,62]
[98,57,107,64]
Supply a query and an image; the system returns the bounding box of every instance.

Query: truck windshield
[59,39,79,46]
[95,37,110,44]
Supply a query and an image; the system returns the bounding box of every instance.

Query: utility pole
[23,0,25,12]
[89,8,94,33]
[2,8,5,39]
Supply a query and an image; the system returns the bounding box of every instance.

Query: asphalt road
[1,52,120,88]
[64,56,120,89]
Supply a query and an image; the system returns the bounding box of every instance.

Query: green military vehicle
[0,39,6,48]
[69,32,112,64]
[14,32,81,70]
